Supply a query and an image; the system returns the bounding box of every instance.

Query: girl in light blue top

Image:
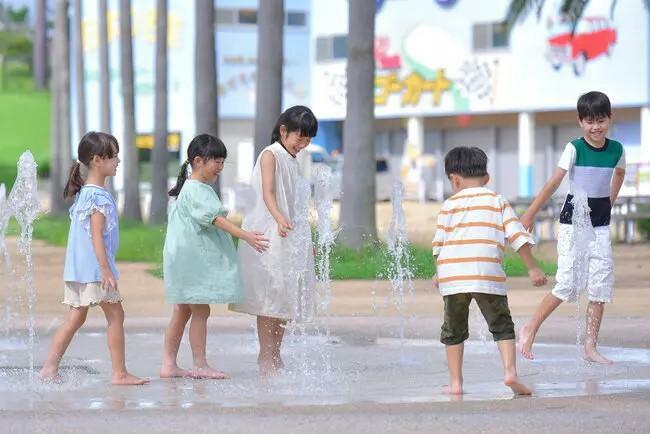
[39,132,147,386]
[161,134,268,380]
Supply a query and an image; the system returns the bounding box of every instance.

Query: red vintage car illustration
[546,16,617,76]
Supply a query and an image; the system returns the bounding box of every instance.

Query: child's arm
[213,216,269,253]
[520,168,566,230]
[90,212,117,290]
[610,167,625,205]
[260,151,292,237]
[431,211,446,289]
[516,244,548,287]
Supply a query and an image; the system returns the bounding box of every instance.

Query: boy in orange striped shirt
[432,146,547,396]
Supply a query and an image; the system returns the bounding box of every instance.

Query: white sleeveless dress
[229,142,316,320]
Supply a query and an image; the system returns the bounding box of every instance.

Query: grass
[0,66,51,190]
[10,216,557,280]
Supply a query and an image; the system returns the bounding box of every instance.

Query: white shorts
[63,281,122,308]
[552,224,614,303]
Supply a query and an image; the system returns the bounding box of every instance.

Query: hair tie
[76,159,83,165]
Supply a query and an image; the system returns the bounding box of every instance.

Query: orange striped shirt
[432,186,534,296]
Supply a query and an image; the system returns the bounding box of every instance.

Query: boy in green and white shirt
[518,91,626,364]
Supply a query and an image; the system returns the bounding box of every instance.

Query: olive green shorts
[440,293,515,345]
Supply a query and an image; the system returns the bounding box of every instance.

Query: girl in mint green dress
[161,135,268,380]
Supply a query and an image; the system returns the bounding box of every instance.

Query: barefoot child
[161,134,268,379]
[432,146,548,396]
[518,91,626,364]
[40,132,148,385]
[230,106,318,376]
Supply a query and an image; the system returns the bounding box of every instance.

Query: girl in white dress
[230,106,318,375]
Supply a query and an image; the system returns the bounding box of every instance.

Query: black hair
[168,134,228,197]
[64,131,120,199]
[270,105,318,145]
[444,146,488,178]
[577,91,611,120]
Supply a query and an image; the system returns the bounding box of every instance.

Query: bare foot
[443,381,463,395]
[39,368,64,384]
[504,375,532,396]
[190,366,229,380]
[272,355,285,370]
[160,365,191,379]
[518,323,536,360]
[258,358,280,377]
[583,349,613,365]
[112,372,149,385]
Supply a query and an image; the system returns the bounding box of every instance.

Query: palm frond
[505,0,546,32]
[559,0,589,34]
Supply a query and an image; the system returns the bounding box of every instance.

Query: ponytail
[168,161,189,197]
[63,162,84,199]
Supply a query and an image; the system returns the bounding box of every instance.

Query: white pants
[552,224,614,303]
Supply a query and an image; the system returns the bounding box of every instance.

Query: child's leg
[445,343,464,395]
[40,306,89,380]
[440,293,471,394]
[188,304,227,379]
[100,302,148,385]
[583,227,614,364]
[257,315,286,375]
[496,340,532,395]
[518,293,564,359]
[475,293,531,395]
[161,304,192,378]
[583,301,612,364]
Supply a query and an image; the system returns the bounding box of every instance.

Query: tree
[50,0,71,215]
[119,0,141,221]
[194,0,219,192]
[33,0,47,89]
[339,0,376,248]
[253,0,283,158]
[150,0,168,224]
[98,0,114,194]
[74,0,86,137]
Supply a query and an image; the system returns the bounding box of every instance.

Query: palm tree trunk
[253,0,283,157]
[33,0,48,89]
[54,0,73,211]
[49,1,64,214]
[98,0,114,194]
[194,0,219,193]
[74,0,86,137]
[150,0,168,224]
[119,0,142,221]
[339,0,376,248]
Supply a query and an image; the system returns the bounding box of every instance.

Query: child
[161,134,268,379]
[432,146,548,396]
[39,132,147,385]
[230,106,318,376]
[518,91,626,364]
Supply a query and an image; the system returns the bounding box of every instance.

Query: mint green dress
[163,180,243,304]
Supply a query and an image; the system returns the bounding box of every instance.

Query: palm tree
[506,0,649,30]
[194,0,219,192]
[74,0,86,137]
[150,0,168,224]
[119,0,142,221]
[253,0,283,158]
[49,1,64,214]
[339,0,376,248]
[33,0,48,89]
[98,0,111,134]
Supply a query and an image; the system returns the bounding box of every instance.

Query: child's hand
[100,268,117,291]
[528,267,547,287]
[432,274,439,289]
[276,215,293,238]
[520,211,535,232]
[245,231,269,253]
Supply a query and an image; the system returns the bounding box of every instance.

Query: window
[472,22,509,51]
[287,11,306,27]
[316,35,348,61]
[216,8,236,25]
[238,9,257,24]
